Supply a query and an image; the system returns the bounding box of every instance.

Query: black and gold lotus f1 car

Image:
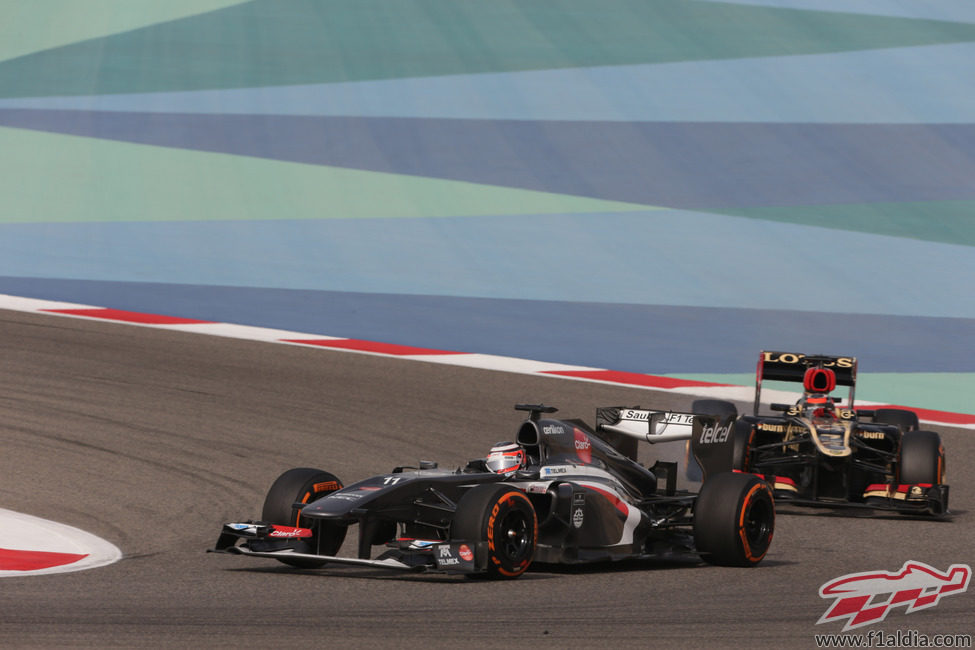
[691,351,948,516]
[212,404,774,579]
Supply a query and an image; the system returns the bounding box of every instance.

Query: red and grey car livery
[212,403,775,578]
[691,351,948,516]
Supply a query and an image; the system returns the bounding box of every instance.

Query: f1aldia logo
[818,561,971,631]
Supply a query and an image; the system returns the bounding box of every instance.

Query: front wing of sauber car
[212,469,508,575]
[213,521,490,574]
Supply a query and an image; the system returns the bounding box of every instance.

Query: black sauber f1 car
[691,351,948,516]
[212,404,774,579]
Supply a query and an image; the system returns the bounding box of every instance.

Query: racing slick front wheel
[873,408,919,433]
[693,472,774,567]
[452,484,537,579]
[261,467,347,568]
[899,430,945,485]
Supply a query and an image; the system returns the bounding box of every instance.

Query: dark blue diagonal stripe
[2,277,973,374]
[2,109,975,208]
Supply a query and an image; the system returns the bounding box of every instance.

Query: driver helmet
[485,441,526,475]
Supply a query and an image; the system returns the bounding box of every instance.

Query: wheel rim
[497,509,532,561]
[744,496,773,549]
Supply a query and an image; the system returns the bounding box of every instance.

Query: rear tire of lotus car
[452,484,537,579]
[872,408,919,433]
[694,472,774,567]
[262,467,347,568]
[899,430,944,485]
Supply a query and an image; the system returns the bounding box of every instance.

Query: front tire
[261,467,346,568]
[694,472,774,567]
[899,431,944,485]
[873,408,919,433]
[729,420,754,472]
[452,484,537,579]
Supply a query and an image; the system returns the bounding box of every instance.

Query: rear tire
[899,431,944,485]
[694,472,774,567]
[452,484,537,579]
[262,467,347,568]
[873,408,919,433]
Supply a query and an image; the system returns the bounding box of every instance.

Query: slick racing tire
[452,484,537,579]
[694,472,774,567]
[872,408,919,433]
[261,467,347,568]
[899,430,945,485]
[729,420,754,472]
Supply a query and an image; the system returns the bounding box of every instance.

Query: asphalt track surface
[1,309,972,648]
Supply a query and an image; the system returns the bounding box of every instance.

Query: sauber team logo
[268,525,312,539]
[573,428,592,464]
[817,561,971,631]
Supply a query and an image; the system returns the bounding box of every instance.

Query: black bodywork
[213,404,774,576]
[720,351,949,516]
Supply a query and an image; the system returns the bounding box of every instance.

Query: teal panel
[3,0,975,97]
[0,126,651,224]
[715,202,975,247]
[0,0,250,63]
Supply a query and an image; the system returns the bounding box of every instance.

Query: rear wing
[596,407,738,480]
[596,407,698,444]
[755,351,858,415]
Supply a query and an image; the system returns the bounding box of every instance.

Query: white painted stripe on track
[0,508,123,577]
[167,321,345,342]
[0,294,102,311]
[404,353,593,374]
[3,293,973,432]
